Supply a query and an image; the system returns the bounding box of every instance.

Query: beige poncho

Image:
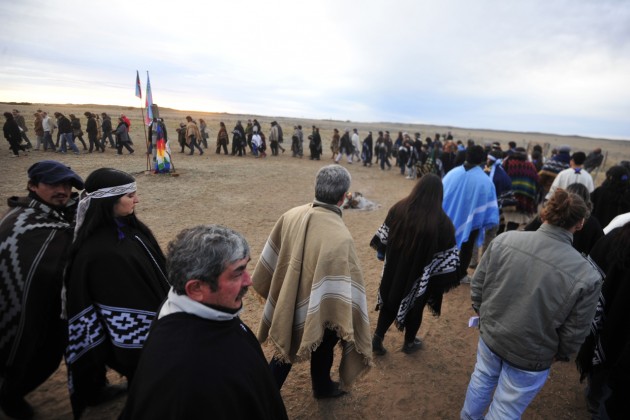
[253,202,372,387]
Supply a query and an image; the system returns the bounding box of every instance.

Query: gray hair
[167,225,250,294]
[314,165,351,204]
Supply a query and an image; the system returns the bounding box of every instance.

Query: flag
[145,72,154,126]
[135,70,142,98]
[154,122,171,173]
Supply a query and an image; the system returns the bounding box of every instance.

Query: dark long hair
[601,165,630,191]
[387,173,445,257]
[67,169,160,272]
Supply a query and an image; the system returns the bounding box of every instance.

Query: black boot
[372,334,387,356]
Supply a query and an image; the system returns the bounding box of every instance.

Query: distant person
[100,113,115,149]
[54,112,81,155]
[362,130,373,166]
[583,147,604,173]
[538,145,571,197]
[186,116,204,156]
[176,123,188,153]
[33,111,44,150]
[376,131,391,170]
[370,174,460,356]
[198,118,209,149]
[296,124,304,159]
[68,114,87,150]
[216,121,228,155]
[121,225,288,420]
[0,161,83,419]
[500,146,540,231]
[469,150,512,268]
[461,188,602,420]
[251,129,265,158]
[119,114,131,132]
[231,120,246,156]
[270,120,285,154]
[531,144,545,167]
[454,139,474,167]
[114,117,135,155]
[351,128,361,162]
[41,111,57,152]
[506,140,517,156]
[335,129,352,164]
[590,165,630,227]
[576,222,630,419]
[84,112,103,153]
[11,109,33,149]
[330,128,340,160]
[3,112,28,157]
[442,145,499,281]
[290,125,300,158]
[439,141,458,174]
[269,121,280,156]
[252,165,371,399]
[546,151,594,200]
[308,126,321,160]
[65,168,169,417]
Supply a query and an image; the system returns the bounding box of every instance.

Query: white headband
[74,182,137,237]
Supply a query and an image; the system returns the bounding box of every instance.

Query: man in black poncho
[0,160,84,419]
[121,225,288,420]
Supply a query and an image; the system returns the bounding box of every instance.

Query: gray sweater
[471,223,602,371]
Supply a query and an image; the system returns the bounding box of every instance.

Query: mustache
[52,193,68,199]
[237,286,249,299]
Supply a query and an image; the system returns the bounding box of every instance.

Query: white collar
[158,287,242,321]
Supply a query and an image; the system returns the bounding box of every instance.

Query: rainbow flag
[154,122,171,173]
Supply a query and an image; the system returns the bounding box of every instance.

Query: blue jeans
[43,131,56,151]
[60,133,80,154]
[461,338,549,420]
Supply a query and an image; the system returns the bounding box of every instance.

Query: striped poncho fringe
[252,202,372,387]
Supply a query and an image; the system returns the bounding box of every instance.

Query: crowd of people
[2,109,138,157]
[2,116,630,419]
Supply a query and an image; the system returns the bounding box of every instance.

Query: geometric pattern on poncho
[395,245,459,327]
[67,303,155,363]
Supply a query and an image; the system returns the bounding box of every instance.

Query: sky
[1,0,629,139]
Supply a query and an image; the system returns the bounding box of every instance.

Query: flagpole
[140,104,150,171]
[135,70,151,172]
[144,71,153,172]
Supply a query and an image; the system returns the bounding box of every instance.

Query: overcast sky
[1,0,629,139]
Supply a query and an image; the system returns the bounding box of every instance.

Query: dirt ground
[2,103,629,419]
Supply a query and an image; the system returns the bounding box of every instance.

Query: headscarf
[74,169,137,237]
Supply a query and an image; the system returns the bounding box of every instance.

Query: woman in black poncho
[591,165,630,228]
[370,174,461,355]
[576,222,630,419]
[64,168,169,418]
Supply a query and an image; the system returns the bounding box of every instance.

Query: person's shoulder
[6,195,30,209]
[285,203,311,215]
[557,167,574,176]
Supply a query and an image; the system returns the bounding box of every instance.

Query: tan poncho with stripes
[253,202,372,388]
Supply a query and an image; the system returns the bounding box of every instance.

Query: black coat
[121,312,288,420]
[3,118,21,141]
